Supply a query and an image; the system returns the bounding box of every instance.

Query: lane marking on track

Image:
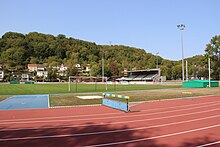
[1,106,220,132]
[197,141,220,147]
[129,95,218,108]
[1,114,220,142]
[1,97,220,123]
[85,124,220,147]
[1,101,220,125]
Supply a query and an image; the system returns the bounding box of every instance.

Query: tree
[47,68,58,82]
[90,63,101,76]
[205,35,220,79]
[108,60,119,76]
[172,65,182,80]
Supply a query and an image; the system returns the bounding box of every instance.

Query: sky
[0,0,220,60]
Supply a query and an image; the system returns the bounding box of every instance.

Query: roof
[126,68,160,73]
[28,64,43,67]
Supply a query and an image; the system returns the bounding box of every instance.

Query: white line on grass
[50,104,101,108]
[48,95,50,108]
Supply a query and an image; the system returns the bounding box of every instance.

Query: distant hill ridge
[0,32,206,79]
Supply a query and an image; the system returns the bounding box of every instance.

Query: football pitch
[0,83,181,95]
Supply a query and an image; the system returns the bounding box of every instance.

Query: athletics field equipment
[0,95,49,110]
[182,80,219,88]
[102,93,130,112]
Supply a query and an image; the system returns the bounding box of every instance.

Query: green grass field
[0,83,181,95]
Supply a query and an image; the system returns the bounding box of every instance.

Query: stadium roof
[126,68,160,73]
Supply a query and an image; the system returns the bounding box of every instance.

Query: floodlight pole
[186,60,188,81]
[102,48,104,83]
[208,58,211,87]
[156,52,159,69]
[177,24,185,82]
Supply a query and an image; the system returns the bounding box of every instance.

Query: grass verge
[0,83,180,95]
[50,87,220,107]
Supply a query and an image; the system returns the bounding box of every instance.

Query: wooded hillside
[0,32,219,80]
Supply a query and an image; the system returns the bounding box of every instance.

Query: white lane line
[1,114,220,142]
[1,97,219,123]
[129,95,218,108]
[197,141,220,147]
[85,124,220,147]
[1,106,220,132]
[1,101,220,125]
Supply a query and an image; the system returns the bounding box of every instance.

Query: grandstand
[117,68,161,84]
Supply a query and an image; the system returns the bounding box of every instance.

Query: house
[28,64,46,72]
[59,64,68,76]
[75,64,81,69]
[21,74,30,81]
[21,73,33,81]
[60,64,68,72]
[37,71,48,78]
[0,70,4,81]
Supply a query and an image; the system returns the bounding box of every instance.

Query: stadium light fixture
[177,24,185,82]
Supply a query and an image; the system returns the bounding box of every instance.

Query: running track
[0,95,220,147]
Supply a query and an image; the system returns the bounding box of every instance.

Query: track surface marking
[0,95,220,147]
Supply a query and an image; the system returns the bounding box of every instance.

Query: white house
[75,64,81,68]
[60,64,68,71]
[21,74,30,81]
[28,64,46,72]
[0,70,4,81]
[37,71,48,78]
[59,64,68,76]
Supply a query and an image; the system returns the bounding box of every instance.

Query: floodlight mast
[177,24,185,82]
[156,52,159,69]
[102,48,104,83]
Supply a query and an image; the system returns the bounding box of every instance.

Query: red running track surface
[0,95,220,147]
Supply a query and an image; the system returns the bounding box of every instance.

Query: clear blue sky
[0,0,219,60]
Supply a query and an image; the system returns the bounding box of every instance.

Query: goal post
[68,76,108,92]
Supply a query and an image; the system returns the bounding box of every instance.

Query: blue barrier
[102,93,129,112]
[102,99,129,112]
